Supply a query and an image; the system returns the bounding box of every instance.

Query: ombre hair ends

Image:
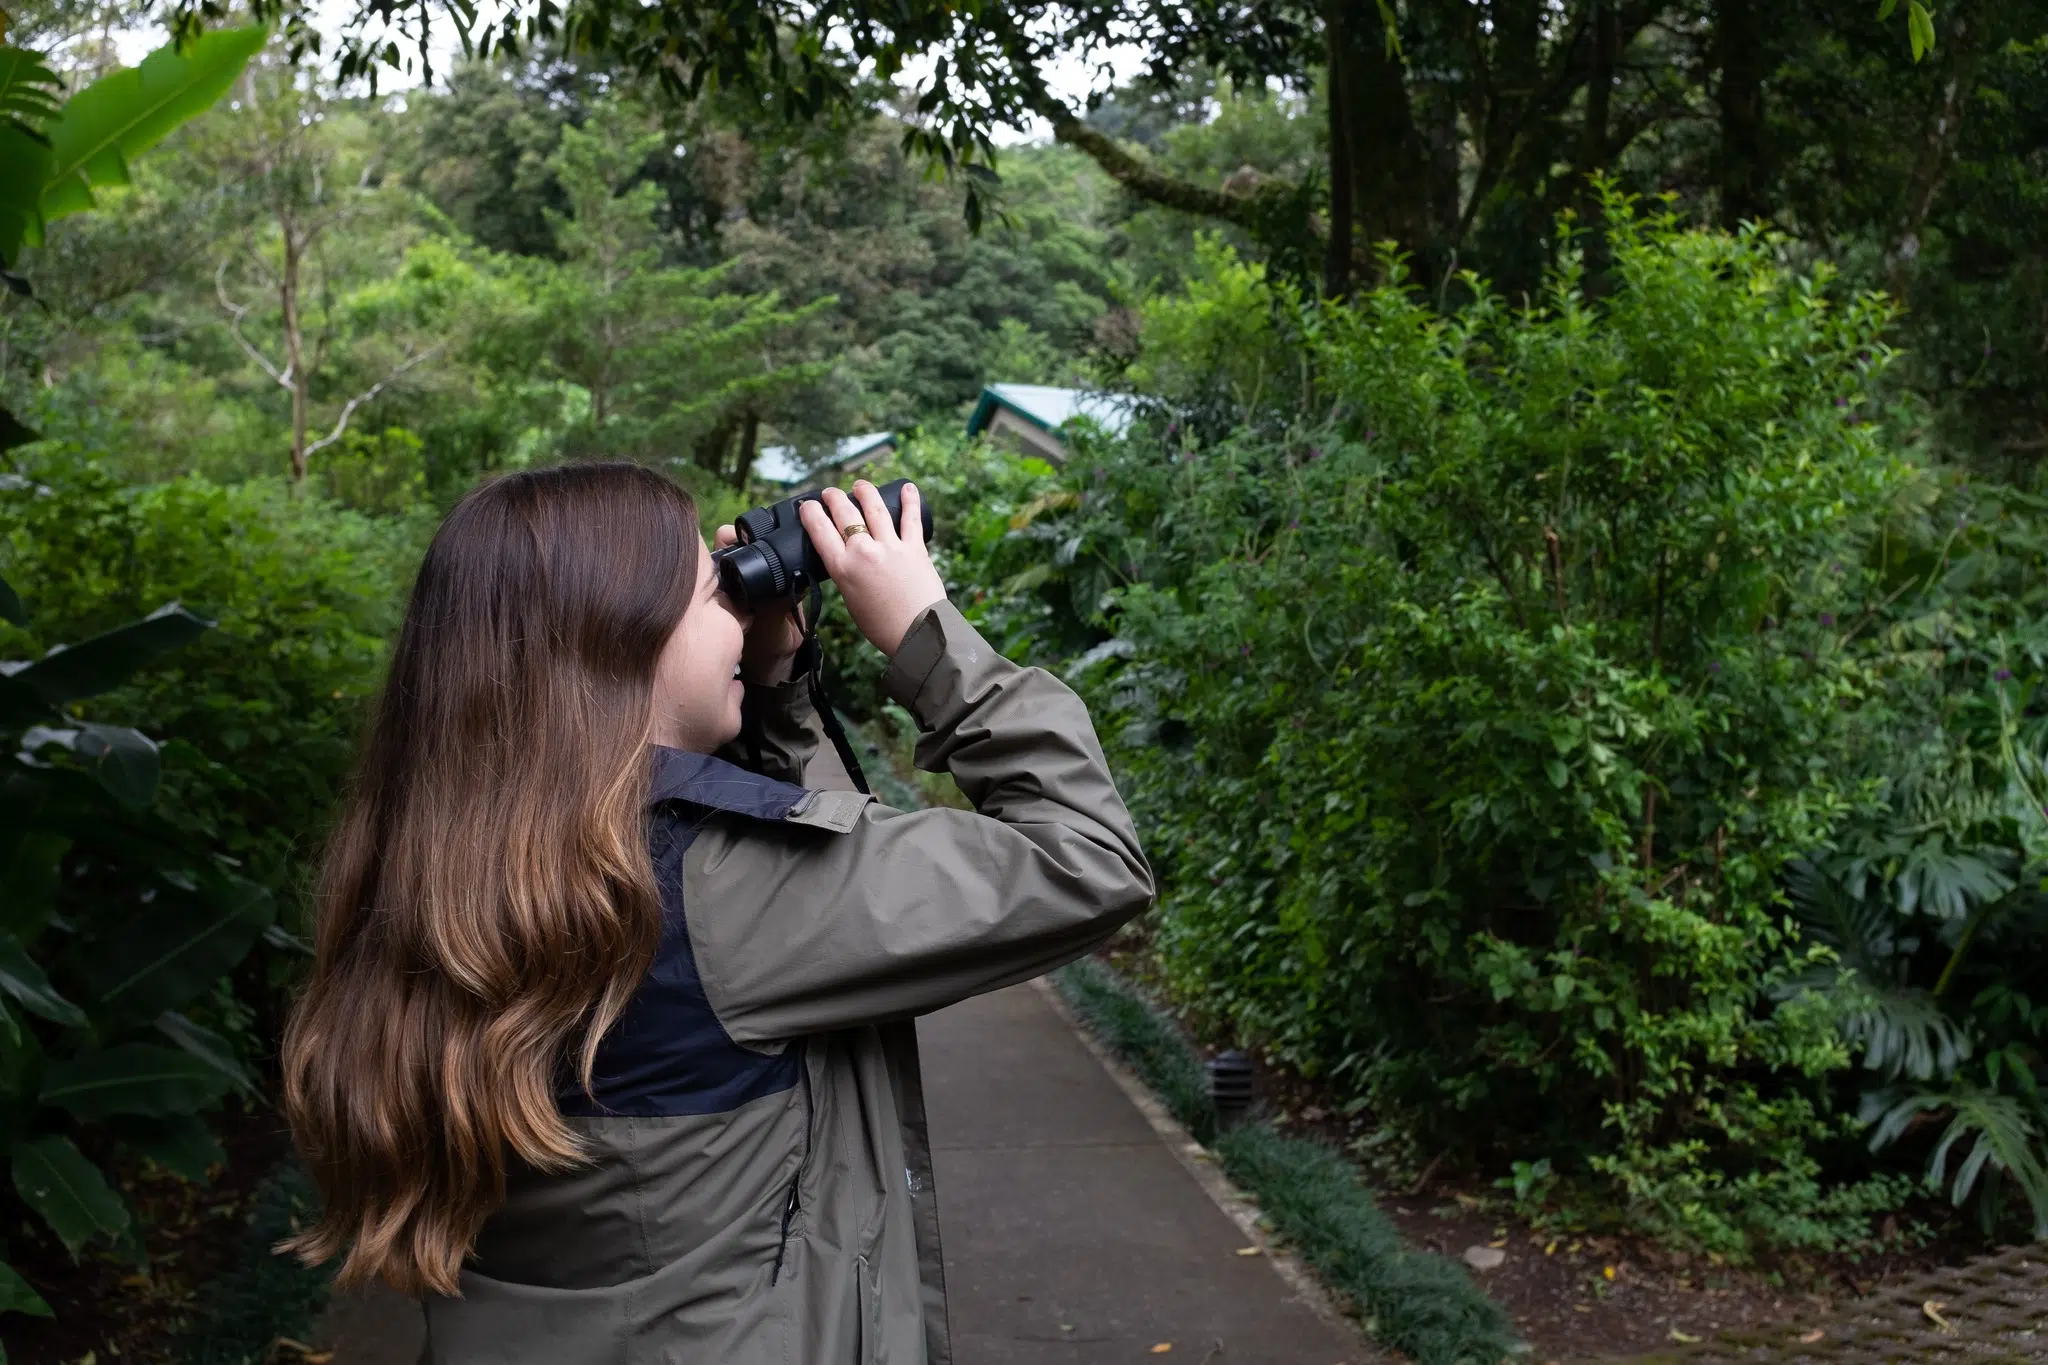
[281,461,699,1295]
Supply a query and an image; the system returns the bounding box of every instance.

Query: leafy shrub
[0,542,273,1327]
[0,447,428,906]
[0,441,424,1336]
[1033,200,1933,1258]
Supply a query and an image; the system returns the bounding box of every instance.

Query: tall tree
[199,62,439,481]
[527,95,833,484]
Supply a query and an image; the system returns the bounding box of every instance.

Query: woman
[280,461,1152,1364]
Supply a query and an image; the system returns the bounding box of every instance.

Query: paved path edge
[1029,975,1387,1361]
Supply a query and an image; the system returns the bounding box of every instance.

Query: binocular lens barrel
[712,478,931,608]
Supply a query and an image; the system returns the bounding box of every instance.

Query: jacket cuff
[882,599,978,725]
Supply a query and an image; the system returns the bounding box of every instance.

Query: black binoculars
[712,478,933,608]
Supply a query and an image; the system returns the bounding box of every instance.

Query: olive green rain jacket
[422,600,1155,1364]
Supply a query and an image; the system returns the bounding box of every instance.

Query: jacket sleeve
[713,676,822,787]
[683,599,1155,1044]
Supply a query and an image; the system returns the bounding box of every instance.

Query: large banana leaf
[41,1041,234,1119]
[63,874,274,1021]
[0,1258,52,1317]
[5,601,211,713]
[0,932,85,1029]
[20,722,163,810]
[33,25,266,232]
[11,1134,128,1255]
[155,1008,259,1096]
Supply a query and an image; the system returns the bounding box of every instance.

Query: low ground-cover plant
[1014,200,2012,1258]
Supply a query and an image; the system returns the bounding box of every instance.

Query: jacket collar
[647,746,809,821]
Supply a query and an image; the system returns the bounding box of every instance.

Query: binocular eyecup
[712,478,932,608]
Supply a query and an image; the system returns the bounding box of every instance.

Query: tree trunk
[1329,3,1434,281]
[1890,11,1975,297]
[1324,23,1356,299]
[281,221,308,484]
[733,410,760,489]
[695,412,738,482]
[1416,79,1462,270]
[1578,0,1619,291]
[1715,0,1767,228]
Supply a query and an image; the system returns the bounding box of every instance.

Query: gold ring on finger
[841,522,871,541]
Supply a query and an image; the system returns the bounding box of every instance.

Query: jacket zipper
[771,1047,813,1286]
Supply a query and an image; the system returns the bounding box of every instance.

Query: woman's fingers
[850,480,899,544]
[713,523,738,549]
[898,482,925,549]
[797,497,846,577]
[817,486,863,539]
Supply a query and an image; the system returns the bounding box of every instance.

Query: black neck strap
[798,583,870,796]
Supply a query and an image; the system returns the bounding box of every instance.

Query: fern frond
[0,46,62,139]
[1867,1084,2048,1238]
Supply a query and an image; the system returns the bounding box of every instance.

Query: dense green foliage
[887,203,2048,1257]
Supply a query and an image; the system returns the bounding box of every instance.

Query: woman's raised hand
[798,480,947,659]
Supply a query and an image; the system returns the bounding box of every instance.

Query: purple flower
[1093,465,1106,481]
[1834,397,1848,407]
[1997,668,2014,682]
[1820,613,1835,626]
[1831,562,1844,575]
[1362,429,1378,442]
[1167,422,1181,438]
[1288,518,1301,530]
[1240,643,1252,657]
[1306,447,1323,462]
[1710,661,1723,673]
[1984,342,1994,357]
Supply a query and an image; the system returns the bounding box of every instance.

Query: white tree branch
[215,259,291,390]
[302,344,444,463]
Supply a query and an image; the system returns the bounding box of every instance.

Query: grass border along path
[1052,958,1521,1365]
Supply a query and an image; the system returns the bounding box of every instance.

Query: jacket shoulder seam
[785,789,873,834]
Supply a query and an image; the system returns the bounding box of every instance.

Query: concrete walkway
[923,983,1365,1365]
[318,982,1365,1363]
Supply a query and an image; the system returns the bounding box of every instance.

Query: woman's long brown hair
[281,461,699,1296]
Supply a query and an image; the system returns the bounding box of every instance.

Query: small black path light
[1206,1049,1254,1131]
